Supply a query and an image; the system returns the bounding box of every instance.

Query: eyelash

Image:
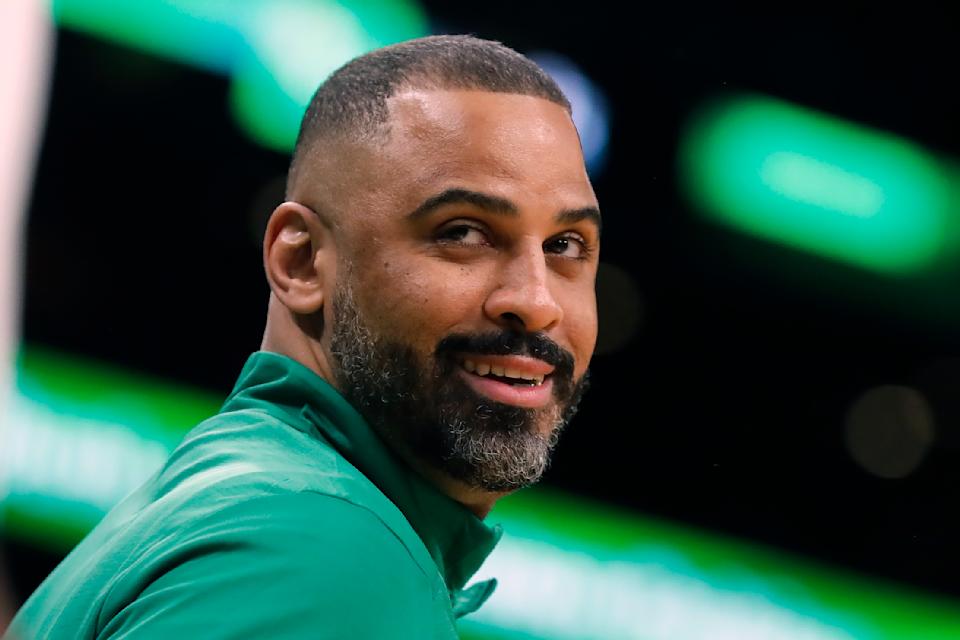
[545,234,592,260]
[435,222,593,260]
[435,222,489,246]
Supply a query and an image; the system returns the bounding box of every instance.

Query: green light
[760,151,886,218]
[2,347,220,541]
[52,0,428,151]
[5,346,960,639]
[679,94,956,274]
[51,0,246,73]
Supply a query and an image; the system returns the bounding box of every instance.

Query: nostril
[499,312,525,329]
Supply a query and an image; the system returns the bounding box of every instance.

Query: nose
[483,242,563,333]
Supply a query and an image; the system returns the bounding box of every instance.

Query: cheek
[354,254,488,345]
[561,287,598,375]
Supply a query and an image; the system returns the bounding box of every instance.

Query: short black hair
[286,35,571,195]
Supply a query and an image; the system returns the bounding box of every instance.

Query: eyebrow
[556,207,603,234]
[406,187,602,233]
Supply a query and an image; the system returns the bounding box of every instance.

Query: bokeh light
[595,261,643,355]
[844,385,935,479]
[529,50,611,176]
[679,94,957,275]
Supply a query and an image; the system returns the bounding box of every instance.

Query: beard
[328,282,589,492]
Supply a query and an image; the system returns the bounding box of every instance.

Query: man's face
[323,89,600,492]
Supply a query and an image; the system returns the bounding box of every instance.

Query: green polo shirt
[6,351,500,639]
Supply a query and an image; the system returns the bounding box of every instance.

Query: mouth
[455,353,555,408]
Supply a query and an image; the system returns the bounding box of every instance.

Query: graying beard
[440,410,562,491]
[329,282,568,492]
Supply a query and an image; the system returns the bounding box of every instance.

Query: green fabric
[6,351,500,639]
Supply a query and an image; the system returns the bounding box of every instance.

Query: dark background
[7,3,960,605]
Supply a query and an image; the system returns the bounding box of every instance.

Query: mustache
[435,331,576,383]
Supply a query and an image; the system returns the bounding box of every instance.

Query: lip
[456,366,554,408]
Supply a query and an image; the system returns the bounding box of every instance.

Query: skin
[261,89,600,517]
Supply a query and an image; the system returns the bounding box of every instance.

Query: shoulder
[153,406,349,500]
[123,490,432,584]
[194,491,431,576]
[129,409,433,576]
[99,493,446,639]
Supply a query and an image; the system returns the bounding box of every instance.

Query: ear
[263,201,335,315]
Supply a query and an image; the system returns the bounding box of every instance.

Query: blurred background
[2,1,960,638]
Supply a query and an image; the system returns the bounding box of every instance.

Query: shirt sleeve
[96,492,444,639]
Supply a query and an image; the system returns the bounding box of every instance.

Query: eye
[436,222,490,247]
[544,233,588,259]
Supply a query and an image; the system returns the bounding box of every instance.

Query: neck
[427,474,506,519]
[261,294,337,386]
[385,441,507,519]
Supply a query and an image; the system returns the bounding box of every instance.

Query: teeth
[461,359,547,385]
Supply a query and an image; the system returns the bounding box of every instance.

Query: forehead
[377,89,595,203]
[387,89,574,147]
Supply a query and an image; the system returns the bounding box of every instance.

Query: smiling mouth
[457,356,550,386]
[453,354,556,408]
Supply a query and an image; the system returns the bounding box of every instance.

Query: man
[7,34,600,639]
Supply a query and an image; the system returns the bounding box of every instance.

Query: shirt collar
[221,351,501,592]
